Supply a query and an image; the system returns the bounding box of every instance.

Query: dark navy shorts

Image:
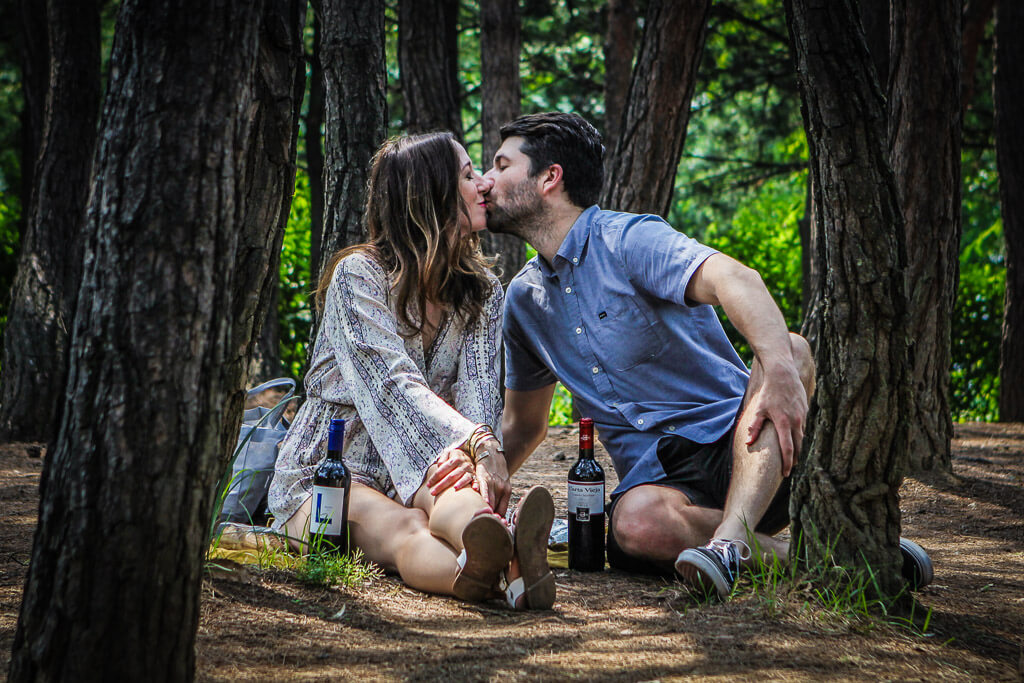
[605,425,791,576]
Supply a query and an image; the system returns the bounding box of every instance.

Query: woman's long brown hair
[315,132,494,335]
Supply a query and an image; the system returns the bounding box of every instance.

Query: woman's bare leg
[278,483,463,595]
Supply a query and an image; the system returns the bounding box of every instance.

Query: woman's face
[454,142,492,236]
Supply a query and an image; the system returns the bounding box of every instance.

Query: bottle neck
[577,446,595,460]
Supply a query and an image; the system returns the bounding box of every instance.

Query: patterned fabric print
[268,253,504,531]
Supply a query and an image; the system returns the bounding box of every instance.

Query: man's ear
[538,164,564,197]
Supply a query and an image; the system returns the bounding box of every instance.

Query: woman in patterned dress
[268,132,555,609]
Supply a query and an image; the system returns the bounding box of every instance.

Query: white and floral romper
[268,252,504,530]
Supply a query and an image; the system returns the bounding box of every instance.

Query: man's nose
[479,173,494,192]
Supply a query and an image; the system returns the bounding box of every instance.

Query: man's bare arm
[501,384,557,475]
[686,253,808,475]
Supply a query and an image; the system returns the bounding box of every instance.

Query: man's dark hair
[499,112,605,208]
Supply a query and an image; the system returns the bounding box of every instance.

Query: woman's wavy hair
[315,132,494,334]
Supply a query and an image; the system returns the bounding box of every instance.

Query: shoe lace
[707,538,752,581]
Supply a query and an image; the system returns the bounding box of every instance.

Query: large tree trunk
[316,0,387,283]
[603,0,636,155]
[601,0,711,216]
[889,0,961,470]
[856,0,889,90]
[785,0,912,600]
[8,1,305,679]
[398,0,463,140]
[995,1,1024,421]
[479,0,524,283]
[0,0,100,442]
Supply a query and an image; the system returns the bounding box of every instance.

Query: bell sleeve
[452,276,505,444]
[322,255,476,503]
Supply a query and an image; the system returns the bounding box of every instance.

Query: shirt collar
[539,205,599,278]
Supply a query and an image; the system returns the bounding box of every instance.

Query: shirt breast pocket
[590,297,667,371]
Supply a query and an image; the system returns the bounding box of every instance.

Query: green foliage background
[0,0,1008,424]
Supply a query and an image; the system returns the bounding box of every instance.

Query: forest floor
[1,423,1023,681]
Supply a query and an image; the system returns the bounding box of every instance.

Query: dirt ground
[2,423,1023,681]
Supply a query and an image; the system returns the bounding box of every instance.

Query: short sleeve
[503,279,558,392]
[616,215,718,306]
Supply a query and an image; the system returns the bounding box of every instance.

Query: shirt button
[667,425,675,432]
[592,366,599,374]
[575,327,582,334]
[638,418,644,425]
[565,287,572,294]
[572,257,579,264]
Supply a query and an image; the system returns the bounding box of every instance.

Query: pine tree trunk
[480,0,524,284]
[398,0,463,140]
[995,1,1024,421]
[856,0,890,90]
[8,1,305,679]
[601,0,711,216]
[785,0,911,600]
[0,0,100,442]
[603,0,636,155]
[889,0,961,470]
[317,0,387,282]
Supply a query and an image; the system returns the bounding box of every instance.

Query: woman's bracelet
[466,424,502,464]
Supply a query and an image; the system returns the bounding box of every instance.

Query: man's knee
[612,488,709,557]
[788,332,815,396]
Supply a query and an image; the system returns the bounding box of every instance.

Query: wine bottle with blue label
[310,418,351,555]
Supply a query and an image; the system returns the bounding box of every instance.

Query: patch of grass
[296,547,382,588]
[671,532,934,639]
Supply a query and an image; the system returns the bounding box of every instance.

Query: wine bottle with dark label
[310,418,351,555]
[568,417,605,571]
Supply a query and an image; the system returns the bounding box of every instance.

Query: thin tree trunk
[0,0,100,442]
[317,0,387,282]
[398,0,462,140]
[308,8,326,281]
[15,0,48,237]
[785,0,911,600]
[889,0,961,470]
[963,0,997,115]
[480,0,524,284]
[995,0,1024,421]
[601,0,712,217]
[8,1,305,679]
[603,0,636,155]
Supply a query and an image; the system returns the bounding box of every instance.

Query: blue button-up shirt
[504,206,750,494]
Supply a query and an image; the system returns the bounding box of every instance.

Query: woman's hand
[426,446,477,497]
[473,437,511,516]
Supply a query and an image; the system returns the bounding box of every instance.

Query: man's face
[483,137,544,236]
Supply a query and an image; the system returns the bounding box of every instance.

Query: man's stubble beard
[485,177,547,245]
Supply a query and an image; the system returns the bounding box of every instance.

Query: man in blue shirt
[485,112,932,599]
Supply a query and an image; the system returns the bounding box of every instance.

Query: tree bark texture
[8,0,305,679]
[317,0,387,282]
[856,0,890,92]
[480,0,525,284]
[602,0,636,155]
[888,0,961,470]
[245,0,308,384]
[600,0,711,217]
[0,0,100,442]
[785,0,912,599]
[995,0,1024,421]
[398,0,463,140]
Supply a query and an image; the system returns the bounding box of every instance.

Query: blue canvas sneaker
[899,537,934,590]
[675,538,752,600]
